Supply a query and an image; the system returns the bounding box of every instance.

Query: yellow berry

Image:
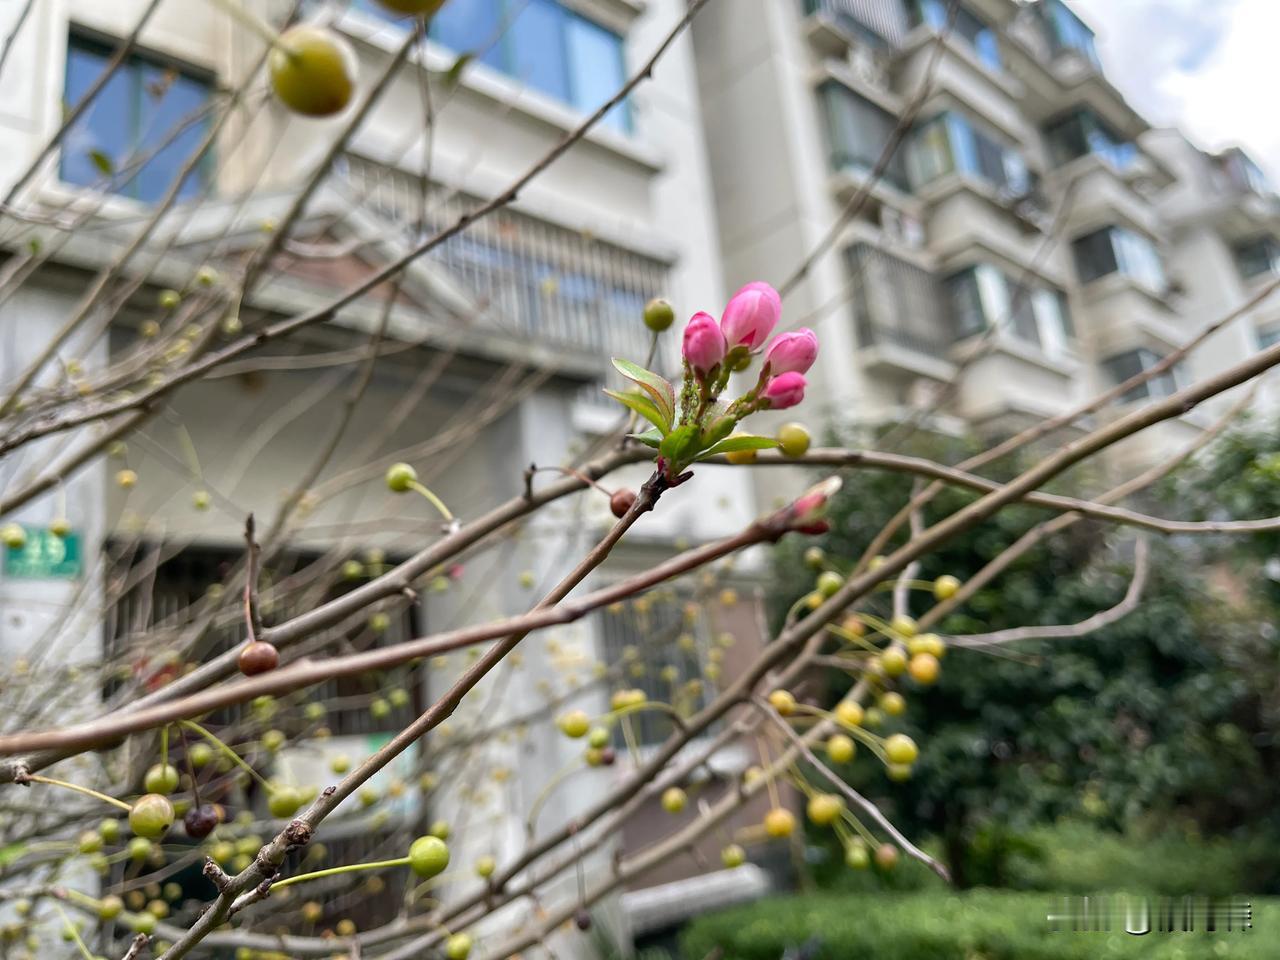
[763,807,796,838]
[884,733,918,766]
[661,787,687,814]
[777,422,811,458]
[806,793,845,827]
[890,615,917,638]
[269,26,357,118]
[834,700,863,728]
[879,691,906,717]
[557,710,591,739]
[879,647,907,677]
[909,652,940,684]
[826,733,856,764]
[768,689,796,716]
[933,574,961,600]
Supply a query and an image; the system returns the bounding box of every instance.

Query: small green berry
[643,297,675,332]
[386,462,417,492]
[408,835,450,878]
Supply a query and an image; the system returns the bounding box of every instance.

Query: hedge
[680,890,1274,960]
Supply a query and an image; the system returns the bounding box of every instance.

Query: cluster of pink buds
[681,282,818,411]
[605,281,819,484]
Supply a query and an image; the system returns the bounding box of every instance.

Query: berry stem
[179,720,273,791]
[407,480,455,523]
[205,0,294,55]
[272,856,411,890]
[754,737,781,811]
[24,774,132,812]
[53,904,95,960]
[159,725,169,769]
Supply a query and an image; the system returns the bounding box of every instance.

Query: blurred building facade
[0,0,775,953]
[0,0,1278,955]
[692,0,1279,473]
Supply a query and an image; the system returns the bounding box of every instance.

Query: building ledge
[857,341,956,381]
[623,865,772,936]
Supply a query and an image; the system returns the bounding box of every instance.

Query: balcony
[336,154,662,368]
[802,0,909,54]
[847,244,955,378]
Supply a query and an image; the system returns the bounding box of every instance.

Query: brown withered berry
[238,641,279,676]
[610,489,637,518]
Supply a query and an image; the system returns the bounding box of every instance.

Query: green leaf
[88,150,114,176]
[629,428,663,449]
[612,358,675,428]
[603,388,668,433]
[698,434,780,459]
[659,423,700,465]
[443,52,474,88]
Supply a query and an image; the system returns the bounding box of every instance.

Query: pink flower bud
[761,371,806,410]
[682,311,726,376]
[721,281,781,350]
[764,328,818,376]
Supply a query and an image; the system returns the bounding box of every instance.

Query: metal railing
[336,153,665,366]
[847,244,953,359]
[803,0,909,47]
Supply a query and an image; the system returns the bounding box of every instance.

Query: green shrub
[680,890,1274,960]
[1005,820,1279,896]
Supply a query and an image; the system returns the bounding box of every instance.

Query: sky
[1070,0,1280,185]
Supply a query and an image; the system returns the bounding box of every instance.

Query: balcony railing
[803,0,909,48]
[847,244,952,360]
[335,154,664,366]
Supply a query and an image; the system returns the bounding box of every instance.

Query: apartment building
[0,0,775,952]
[692,0,1280,474]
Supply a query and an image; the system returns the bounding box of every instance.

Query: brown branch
[953,538,1150,648]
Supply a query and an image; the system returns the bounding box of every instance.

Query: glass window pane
[1072,228,1119,283]
[1115,229,1166,291]
[430,0,504,71]
[132,64,212,203]
[907,114,953,187]
[945,268,986,339]
[947,114,979,178]
[565,12,629,132]
[823,84,907,189]
[508,0,569,102]
[62,40,136,192]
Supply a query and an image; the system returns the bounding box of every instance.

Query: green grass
[680,890,1274,960]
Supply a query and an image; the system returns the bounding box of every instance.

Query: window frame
[357,0,632,134]
[909,109,1028,195]
[1233,235,1280,280]
[1101,347,1182,403]
[1044,108,1137,171]
[1071,225,1167,292]
[944,263,1075,356]
[61,28,217,203]
[818,81,910,191]
[908,0,1001,72]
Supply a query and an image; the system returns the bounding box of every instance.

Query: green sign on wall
[3,528,83,579]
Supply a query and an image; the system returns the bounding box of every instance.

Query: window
[1102,348,1181,403]
[944,264,1074,355]
[1072,226,1167,292]
[1040,0,1100,67]
[1044,108,1137,171]
[1233,236,1280,279]
[1257,326,1280,351]
[907,0,1001,71]
[62,32,214,203]
[908,112,1028,194]
[1219,150,1275,197]
[598,592,713,749]
[358,0,630,133]
[819,83,909,190]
